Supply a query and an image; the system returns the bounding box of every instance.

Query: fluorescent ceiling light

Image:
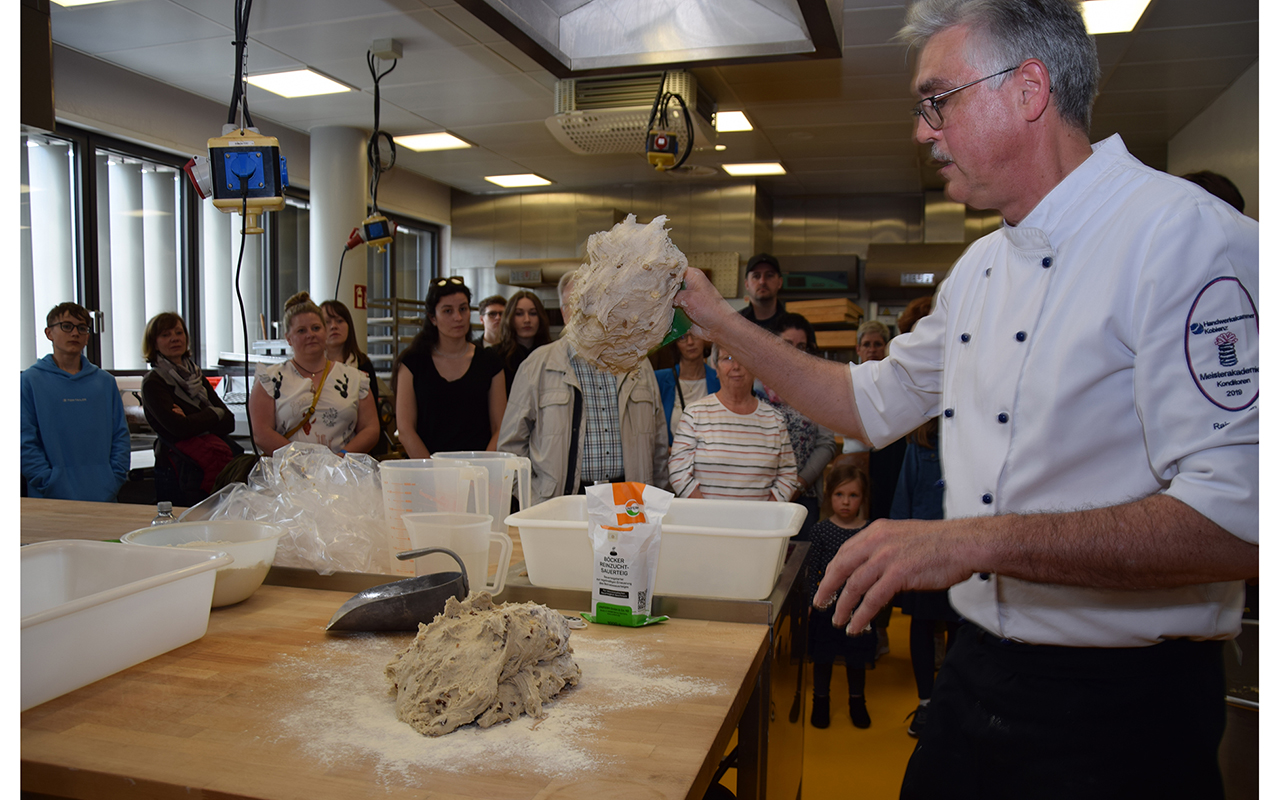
[716,111,753,132]
[1080,0,1152,34]
[50,0,120,6]
[722,162,786,177]
[246,69,351,98]
[485,174,552,188]
[395,132,472,152]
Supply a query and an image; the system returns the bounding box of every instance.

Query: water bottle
[151,501,175,526]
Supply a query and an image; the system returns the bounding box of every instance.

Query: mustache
[930,146,952,165]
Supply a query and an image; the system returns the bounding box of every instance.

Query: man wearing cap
[739,253,786,331]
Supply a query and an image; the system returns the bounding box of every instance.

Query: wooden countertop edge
[686,630,770,800]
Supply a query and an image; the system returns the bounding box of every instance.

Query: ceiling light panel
[485,174,552,188]
[715,111,753,132]
[395,133,473,152]
[1081,0,1152,34]
[50,0,119,6]
[246,69,351,98]
[722,162,786,176]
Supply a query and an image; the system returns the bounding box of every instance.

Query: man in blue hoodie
[21,302,130,501]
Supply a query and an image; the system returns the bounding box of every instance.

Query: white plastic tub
[121,521,284,607]
[21,539,231,711]
[506,496,806,600]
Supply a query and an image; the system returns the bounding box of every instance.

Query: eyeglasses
[54,322,92,335]
[432,276,465,287]
[482,310,504,319]
[912,66,1017,131]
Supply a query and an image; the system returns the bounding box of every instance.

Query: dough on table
[563,213,688,373]
[385,592,581,736]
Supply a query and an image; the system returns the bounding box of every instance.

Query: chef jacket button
[985,268,992,277]
[981,493,993,504]
[935,479,945,489]
[1015,331,1027,342]
[979,572,990,580]
[960,333,971,343]
[944,408,955,418]
[997,412,1009,424]
[1041,256,1053,268]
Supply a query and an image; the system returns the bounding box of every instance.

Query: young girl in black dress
[806,463,876,729]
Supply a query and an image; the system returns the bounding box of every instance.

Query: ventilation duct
[546,71,717,155]
[455,0,843,78]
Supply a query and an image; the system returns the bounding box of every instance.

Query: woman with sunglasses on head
[496,290,552,394]
[393,276,507,457]
[140,311,240,505]
[248,292,379,457]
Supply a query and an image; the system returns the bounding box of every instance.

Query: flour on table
[385,592,580,736]
[268,622,725,787]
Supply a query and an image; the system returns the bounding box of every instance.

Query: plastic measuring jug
[432,451,531,533]
[401,512,512,595]
[380,460,488,575]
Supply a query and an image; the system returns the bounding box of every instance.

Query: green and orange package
[581,482,674,627]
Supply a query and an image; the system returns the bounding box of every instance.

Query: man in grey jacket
[498,337,669,504]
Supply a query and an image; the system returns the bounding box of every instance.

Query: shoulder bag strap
[283,360,335,440]
[563,387,584,497]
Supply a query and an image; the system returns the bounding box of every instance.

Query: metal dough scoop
[326,547,470,632]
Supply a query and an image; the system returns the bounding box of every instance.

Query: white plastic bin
[21,539,231,711]
[506,496,806,600]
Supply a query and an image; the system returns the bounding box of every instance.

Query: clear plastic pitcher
[401,512,512,595]
[380,460,489,575]
[432,451,532,533]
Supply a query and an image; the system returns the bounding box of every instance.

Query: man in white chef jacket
[675,0,1258,797]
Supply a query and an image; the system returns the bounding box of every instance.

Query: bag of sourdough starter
[581,482,674,627]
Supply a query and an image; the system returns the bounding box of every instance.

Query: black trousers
[900,623,1226,800]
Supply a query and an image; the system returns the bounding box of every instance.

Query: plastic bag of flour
[581,482,674,627]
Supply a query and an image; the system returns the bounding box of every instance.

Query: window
[21,133,80,369]
[94,149,185,370]
[367,216,438,302]
[20,125,441,377]
[21,128,197,372]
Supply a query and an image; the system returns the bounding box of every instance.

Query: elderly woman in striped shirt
[669,343,801,501]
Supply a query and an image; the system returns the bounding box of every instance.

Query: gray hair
[897,0,1099,134]
[858,320,891,346]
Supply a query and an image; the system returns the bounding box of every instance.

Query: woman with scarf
[140,312,239,506]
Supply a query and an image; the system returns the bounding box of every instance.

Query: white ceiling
[49,0,1259,197]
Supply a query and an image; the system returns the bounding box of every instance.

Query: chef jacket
[848,135,1258,647]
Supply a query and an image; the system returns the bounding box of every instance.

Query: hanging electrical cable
[366,49,397,216]
[227,0,256,130]
[335,47,398,300]
[235,190,259,456]
[645,71,694,172]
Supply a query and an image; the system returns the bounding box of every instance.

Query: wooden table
[20,498,167,543]
[21,582,768,800]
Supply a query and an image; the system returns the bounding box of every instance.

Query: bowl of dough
[121,521,285,608]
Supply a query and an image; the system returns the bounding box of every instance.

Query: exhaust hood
[455,0,843,78]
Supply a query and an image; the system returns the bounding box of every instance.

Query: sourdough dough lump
[384,592,581,736]
[564,214,688,373]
